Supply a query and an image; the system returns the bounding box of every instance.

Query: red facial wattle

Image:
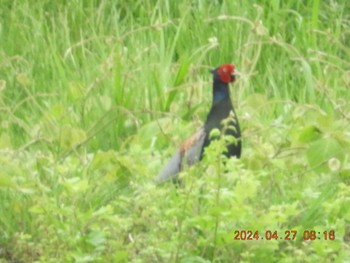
[217,64,236,83]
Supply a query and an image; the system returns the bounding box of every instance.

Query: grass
[0,0,350,262]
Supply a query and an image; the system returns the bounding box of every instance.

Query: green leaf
[209,128,220,139]
[165,60,191,111]
[173,59,191,87]
[306,138,344,173]
[295,125,321,144]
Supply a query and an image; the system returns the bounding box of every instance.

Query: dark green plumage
[202,68,241,159]
[156,64,241,183]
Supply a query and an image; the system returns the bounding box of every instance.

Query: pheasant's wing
[156,128,206,183]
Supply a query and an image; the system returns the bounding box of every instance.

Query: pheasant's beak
[232,68,240,77]
[230,68,240,82]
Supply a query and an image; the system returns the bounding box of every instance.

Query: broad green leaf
[295,125,321,144]
[306,138,344,172]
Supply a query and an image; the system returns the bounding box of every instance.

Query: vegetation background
[0,0,349,262]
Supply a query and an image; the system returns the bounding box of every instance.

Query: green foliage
[0,0,350,262]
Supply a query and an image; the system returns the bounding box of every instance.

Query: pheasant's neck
[212,81,230,105]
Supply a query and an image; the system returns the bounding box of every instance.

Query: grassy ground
[0,0,350,262]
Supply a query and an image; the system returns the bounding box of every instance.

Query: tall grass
[1,0,347,150]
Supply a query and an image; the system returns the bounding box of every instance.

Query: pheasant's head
[211,64,239,83]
